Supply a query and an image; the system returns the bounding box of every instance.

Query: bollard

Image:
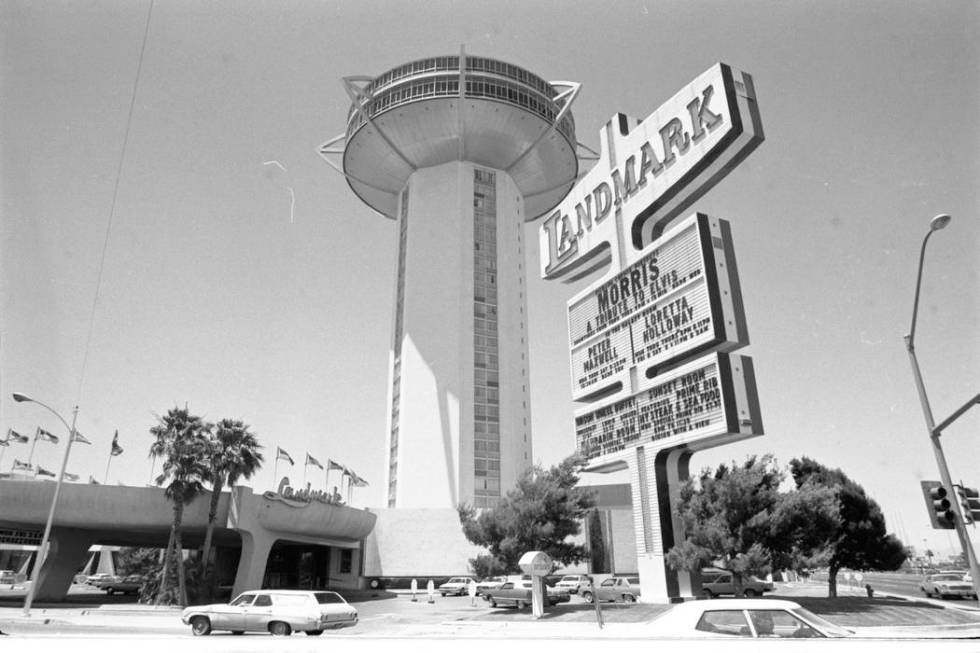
[865,584,874,598]
[411,578,418,602]
[427,579,435,603]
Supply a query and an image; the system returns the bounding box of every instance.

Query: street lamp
[903,214,980,599]
[12,392,80,617]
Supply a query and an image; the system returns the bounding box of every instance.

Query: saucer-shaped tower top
[324,54,580,220]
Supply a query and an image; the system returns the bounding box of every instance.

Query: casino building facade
[321,54,581,510]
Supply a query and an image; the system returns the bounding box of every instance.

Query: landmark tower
[321,54,580,509]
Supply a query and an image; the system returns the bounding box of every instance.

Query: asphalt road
[818,572,980,609]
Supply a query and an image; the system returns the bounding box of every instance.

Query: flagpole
[103,454,112,485]
[27,428,39,466]
[149,454,156,485]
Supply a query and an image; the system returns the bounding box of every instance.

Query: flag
[89,476,101,484]
[327,459,345,472]
[110,430,123,456]
[36,427,59,444]
[36,466,56,478]
[305,453,324,469]
[276,446,295,465]
[0,439,7,447]
[351,471,369,487]
[7,428,28,443]
[12,459,33,471]
[72,431,91,445]
[63,472,79,482]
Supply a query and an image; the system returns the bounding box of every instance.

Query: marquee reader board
[574,352,763,468]
[539,63,763,282]
[568,213,748,401]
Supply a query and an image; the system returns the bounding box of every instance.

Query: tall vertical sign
[540,63,764,603]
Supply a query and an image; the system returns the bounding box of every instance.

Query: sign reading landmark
[568,213,748,400]
[575,352,762,463]
[539,63,763,281]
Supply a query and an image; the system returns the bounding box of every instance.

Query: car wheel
[623,594,636,603]
[702,589,714,598]
[106,588,114,596]
[269,621,292,636]
[190,616,212,636]
[582,591,594,603]
[305,630,323,636]
[517,600,527,609]
[489,597,497,608]
[743,589,759,597]
[231,631,244,636]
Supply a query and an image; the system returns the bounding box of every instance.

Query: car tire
[582,591,594,604]
[489,597,497,608]
[269,621,292,636]
[623,594,636,603]
[517,600,527,610]
[190,616,212,637]
[231,631,244,636]
[306,630,324,636]
[702,589,714,598]
[743,589,759,598]
[106,588,114,596]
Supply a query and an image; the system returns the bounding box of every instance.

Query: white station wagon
[181,589,358,636]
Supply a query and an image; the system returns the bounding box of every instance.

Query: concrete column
[230,530,274,598]
[33,527,96,601]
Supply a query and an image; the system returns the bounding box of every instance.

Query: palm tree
[199,418,264,582]
[149,406,211,606]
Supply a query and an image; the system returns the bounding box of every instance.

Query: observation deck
[326,55,579,220]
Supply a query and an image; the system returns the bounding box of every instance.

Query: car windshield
[932,574,963,581]
[790,607,853,637]
[314,592,345,604]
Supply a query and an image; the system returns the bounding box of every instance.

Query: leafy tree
[199,419,264,585]
[469,554,508,580]
[787,457,907,597]
[116,547,161,577]
[768,479,840,574]
[666,454,783,596]
[149,405,211,606]
[457,454,597,573]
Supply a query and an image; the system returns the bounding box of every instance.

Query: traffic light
[921,480,955,529]
[956,485,980,526]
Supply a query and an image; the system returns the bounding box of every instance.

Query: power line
[76,0,155,403]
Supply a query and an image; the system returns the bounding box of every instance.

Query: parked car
[554,574,592,594]
[0,570,16,585]
[85,573,114,586]
[484,580,568,608]
[581,576,640,603]
[622,597,979,639]
[438,576,476,597]
[475,576,507,596]
[181,589,357,636]
[701,571,773,597]
[101,574,144,595]
[920,572,977,600]
[627,598,854,638]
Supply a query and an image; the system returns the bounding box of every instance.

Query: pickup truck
[581,576,640,603]
[484,581,569,609]
[101,574,144,595]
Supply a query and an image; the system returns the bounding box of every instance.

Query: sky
[1,0,978,559]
